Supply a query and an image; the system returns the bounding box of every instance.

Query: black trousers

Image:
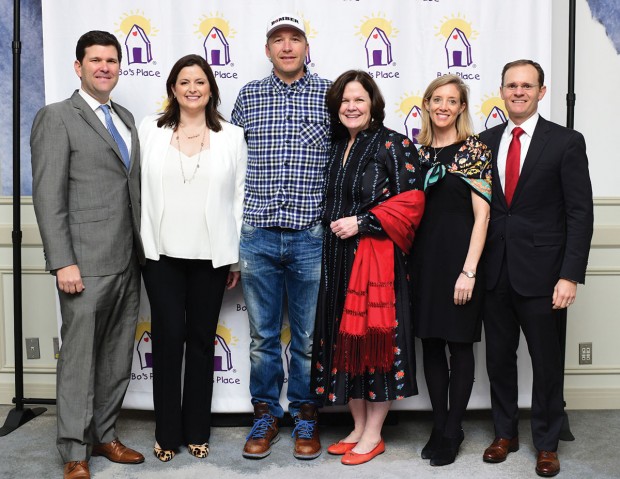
[483,261,564,452]
[142,256,229,449]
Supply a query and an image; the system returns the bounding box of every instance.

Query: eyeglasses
[502,83,539,91]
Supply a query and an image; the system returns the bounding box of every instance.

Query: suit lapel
[511,117,550,205]
[112,101,138,173]
[486,124,508,208]
[70,91,128,170]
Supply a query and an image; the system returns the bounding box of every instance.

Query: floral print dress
[310,126,423,405]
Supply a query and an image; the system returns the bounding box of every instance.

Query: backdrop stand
[0,0,49,438]
[558,0,577,443]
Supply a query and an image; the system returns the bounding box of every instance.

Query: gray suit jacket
[31,90,145,276]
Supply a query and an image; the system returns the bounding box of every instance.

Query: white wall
[1,0,619,408]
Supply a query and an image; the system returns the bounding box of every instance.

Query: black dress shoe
[421,428,443,459]
[430,429,465,467]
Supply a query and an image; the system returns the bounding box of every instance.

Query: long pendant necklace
[176,126,207,184]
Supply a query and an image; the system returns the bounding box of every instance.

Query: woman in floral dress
[311,70,425,465]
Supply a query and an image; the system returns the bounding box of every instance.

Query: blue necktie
[100,104,130,169]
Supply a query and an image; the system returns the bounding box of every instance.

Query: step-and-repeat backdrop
[43,0,551,411]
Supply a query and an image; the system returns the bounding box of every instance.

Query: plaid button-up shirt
[231,69,331,230]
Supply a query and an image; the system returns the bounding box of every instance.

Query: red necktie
[504,127,524,206]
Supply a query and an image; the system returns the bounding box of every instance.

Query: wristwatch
[461,270,476,278]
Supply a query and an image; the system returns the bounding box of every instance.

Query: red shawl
[333,189,425,375]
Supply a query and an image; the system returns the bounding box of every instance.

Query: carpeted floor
[0,405,619,478]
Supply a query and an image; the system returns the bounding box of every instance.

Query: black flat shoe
[430,429,465,466]
[421,428,443,459]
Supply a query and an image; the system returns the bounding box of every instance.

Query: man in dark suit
[31,31,146,479]
[479,60,593,477]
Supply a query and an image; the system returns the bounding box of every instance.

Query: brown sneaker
[242,402,280,459]
[292,403,321,459]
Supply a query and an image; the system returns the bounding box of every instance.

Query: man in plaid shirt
[231,13,330,461]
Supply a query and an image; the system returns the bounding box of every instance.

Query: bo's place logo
[356,13,400,79]
[195,13,240,79]
[476,92,508,130]
[214,324,238,372]
[395,92,424,143]
[115,11,159,66]
[434,13,481,80]
[299,13,318,66]
[135,318,152,371]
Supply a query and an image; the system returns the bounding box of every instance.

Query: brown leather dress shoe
[243,402,280,459]
[536,450,560,477]
[63,461,90,479]
[91,439,145,464]
[292,403,321,459]
[483,437,519,463]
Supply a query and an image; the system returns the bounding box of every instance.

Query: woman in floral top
[411,74,492,466]
[310,70,424,465]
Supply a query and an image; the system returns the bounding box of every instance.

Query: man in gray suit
[31,30,146,479]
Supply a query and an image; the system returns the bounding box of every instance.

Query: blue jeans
[240,223,323,418]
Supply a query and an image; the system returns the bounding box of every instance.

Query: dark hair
[326,70,385,141]
[157,54,224,132]
[75,30,122,63]
[501,59,545,87]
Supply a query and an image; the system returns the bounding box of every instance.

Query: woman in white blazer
[139,54,247,462]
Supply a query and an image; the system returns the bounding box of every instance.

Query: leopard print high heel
[188,442,209,458]
[153,442,175,462]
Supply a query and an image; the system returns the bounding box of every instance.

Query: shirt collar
[270,68,310,93]
[78,88,113,113]
[506,112,539,138]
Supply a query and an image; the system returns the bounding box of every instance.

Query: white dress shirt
[78,88,132,153]
[496,113,539,193]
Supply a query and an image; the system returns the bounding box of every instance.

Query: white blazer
[139,115,247,269]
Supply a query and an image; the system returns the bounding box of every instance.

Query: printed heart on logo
[132,31,138,36]
[211,33,217,38]
[373,34,378,39]
[453,34,458,39]
[412,112,418,118]
[492,113,497,118]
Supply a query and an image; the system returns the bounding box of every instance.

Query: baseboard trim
[564,387,620,409]
[0,383,56,406]
[2,383,619,410]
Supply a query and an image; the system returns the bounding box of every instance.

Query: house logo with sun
[134,317,152,371]
[476,92,508,130]
[395,92,424,143]
[299,14,318,66]
[195,13,237,67]
[356,13,398,68]
[115,10,159,66]
[214,324,239,372]
[435,13,479,70]
[281,325,292,380]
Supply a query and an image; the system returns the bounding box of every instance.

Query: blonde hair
[417,74,474,146]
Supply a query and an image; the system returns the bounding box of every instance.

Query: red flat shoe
[341,439,385,465]
[327,441,357,455]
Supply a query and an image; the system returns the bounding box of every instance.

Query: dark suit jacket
[479,116,593,296]
[31,90,145,277]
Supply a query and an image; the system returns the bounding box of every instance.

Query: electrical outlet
[579,342,592,365]
[53,337,60,359]
[25,337,41,360]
